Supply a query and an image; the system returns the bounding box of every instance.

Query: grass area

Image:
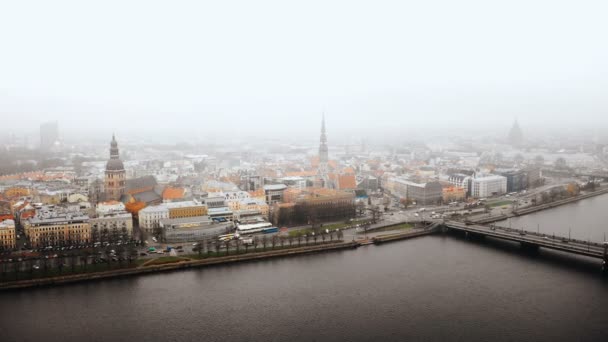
[288,220,368,237]
[487,200,513,208]
[357,223,412,234]
[389,223,413,230]
[141,256,190,266]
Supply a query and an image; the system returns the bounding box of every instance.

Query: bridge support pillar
[602,244,608,274]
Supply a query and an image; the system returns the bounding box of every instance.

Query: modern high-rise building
[508,119,524,147]
[317,114,329,188]
[40,121,59,150]
[105,134,126,201]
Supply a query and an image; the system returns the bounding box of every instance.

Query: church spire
[110,133,120,159]
[320,113,326,143]
[318,114,329,187]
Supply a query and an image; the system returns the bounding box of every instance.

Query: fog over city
[2,0,608,143]
[2,2,608,342]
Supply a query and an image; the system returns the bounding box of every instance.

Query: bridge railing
[485,224,605,248]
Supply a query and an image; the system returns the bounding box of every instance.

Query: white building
[470,175,507,198]
[139,205,169,231]
[90,211,134,241]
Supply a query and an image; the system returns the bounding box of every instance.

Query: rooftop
[264,184,287,191]
[165,200,205,209]
[0,219,15,228]
[29,213,89,225]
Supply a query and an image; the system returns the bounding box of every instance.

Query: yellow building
[0,219,16,250]
[166,201,208,219]
[25,214,91,248]
[3,187,30,199]
[231,199,270,219]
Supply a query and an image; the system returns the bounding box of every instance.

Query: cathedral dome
[106,158,125,171]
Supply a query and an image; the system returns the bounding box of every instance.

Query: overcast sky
[1,0,607,142]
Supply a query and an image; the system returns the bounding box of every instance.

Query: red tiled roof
[162,187,185,200]
[338,174,357,189]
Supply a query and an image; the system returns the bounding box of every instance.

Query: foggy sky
[1,0,607,142]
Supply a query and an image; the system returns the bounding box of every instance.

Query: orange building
[442,186,467,203]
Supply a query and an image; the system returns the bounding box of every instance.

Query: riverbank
[0,241,359,291]
[372,225,440,244]
[472,188,608,224]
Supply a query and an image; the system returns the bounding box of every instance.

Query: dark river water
[2,197,608,341]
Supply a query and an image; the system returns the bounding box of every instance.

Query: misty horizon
[1,0,607,143]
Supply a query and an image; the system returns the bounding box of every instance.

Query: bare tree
[214,240,222,256]
[224,240,230,255]
[271,235,278,249]
[207,239,213,257]
[70,253,77,273]
[197,240,204,257]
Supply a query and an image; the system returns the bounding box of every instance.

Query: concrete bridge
[443,220,608,271]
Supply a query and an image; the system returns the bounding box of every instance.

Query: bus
[236,222,273,235]
[262,227,279,234]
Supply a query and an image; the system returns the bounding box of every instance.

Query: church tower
[105,134,126,201]
[317,114,330,188]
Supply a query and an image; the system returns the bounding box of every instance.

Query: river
[498,193,608,242]
[2,198,608,341]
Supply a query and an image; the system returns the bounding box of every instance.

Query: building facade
[90,212,133,242]
[385,177,443,205]
[264,184,287,204]
[0,219,16,250]
[470,175,507,198]
[499,170,528,193]
[25,213,91,248]
[138,205,170,232]
[166,200,208,219]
